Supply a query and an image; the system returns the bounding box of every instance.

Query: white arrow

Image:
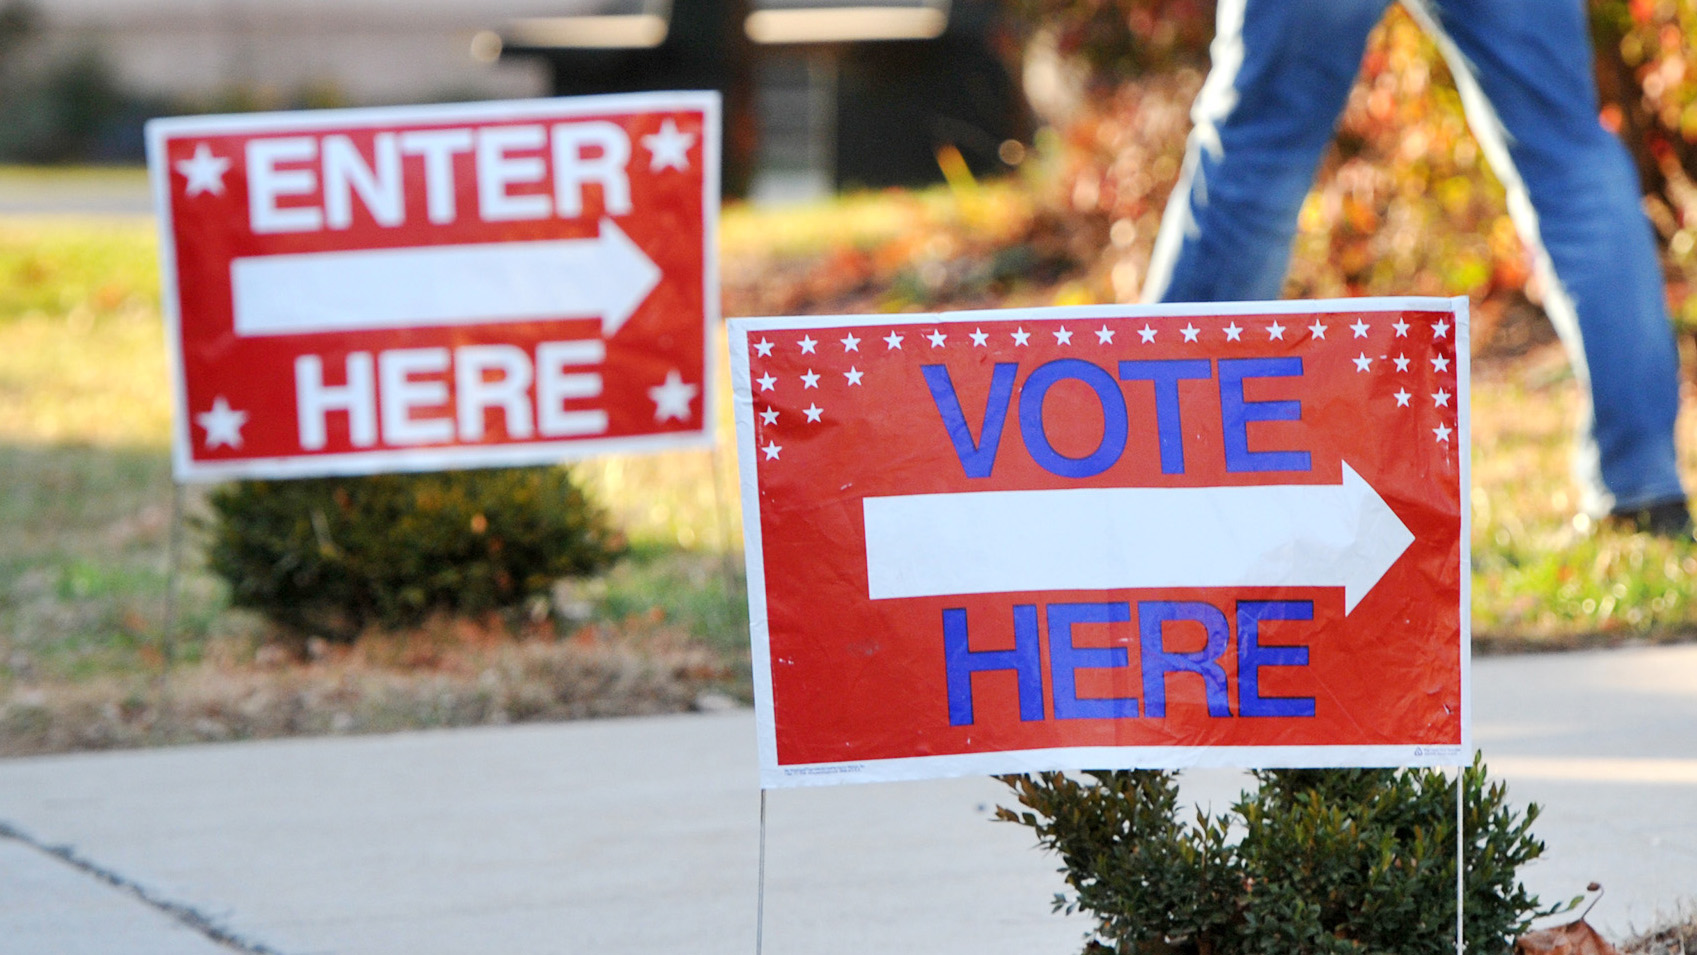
[229,217,659,339]
[863,462,1414,613]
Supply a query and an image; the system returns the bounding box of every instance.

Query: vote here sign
[147,92,718,481]
[731,298,1470,788]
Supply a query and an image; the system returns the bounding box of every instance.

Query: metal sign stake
[159,481,187,679]
[756,789,768,955]
[1456,764,1466,955]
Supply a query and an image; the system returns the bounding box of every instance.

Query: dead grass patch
[1623,910,1697,955]
[0,615,743,757]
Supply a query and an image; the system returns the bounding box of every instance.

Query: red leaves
[1516,919,1622,955]
[1518,885,1619,955]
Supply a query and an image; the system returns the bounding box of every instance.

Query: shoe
[1605,499,1696,540]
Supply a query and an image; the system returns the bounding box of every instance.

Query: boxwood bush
[998,757,1566,955]
[205,467,623,639]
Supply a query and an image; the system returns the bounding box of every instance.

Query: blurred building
[17,0,1028,194]
[495,0,1028,195]
[20,0,553,102]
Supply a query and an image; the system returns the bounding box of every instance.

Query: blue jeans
[1146,0,1685,517]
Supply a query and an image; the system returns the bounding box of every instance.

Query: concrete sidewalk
[2,645,1694,954]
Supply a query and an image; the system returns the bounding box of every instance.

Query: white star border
[739,304,1465,463]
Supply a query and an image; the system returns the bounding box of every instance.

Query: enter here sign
[147,92,718,481]
[731,299,1470,788]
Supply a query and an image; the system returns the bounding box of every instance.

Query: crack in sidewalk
[0,819,292,955]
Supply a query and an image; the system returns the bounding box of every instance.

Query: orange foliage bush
[1593,0,1697,327]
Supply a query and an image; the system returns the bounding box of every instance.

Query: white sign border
[148,90,722,483]
[730,296,1472,789]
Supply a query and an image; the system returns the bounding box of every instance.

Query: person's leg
[1412,0,1686,519]
[1145,0,1394,302]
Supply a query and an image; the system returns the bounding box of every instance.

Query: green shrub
[205,467,624,639]
[997,757,1565,955]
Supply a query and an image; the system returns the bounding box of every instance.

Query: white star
[1308,320,1328,339]
[798,335,818,354]
[1353,353,1373,372]
[1434,423,1453,443]
[970,328,989,347]
[648,369,698,422]
[757,372,777,391]
[1138,325,1157,343]
[762,440,782,460]
[1393,354,1412,372]
[1351,319,1371,338]
[1393,319,1410,337]
[176,144,231,197]
[754,338,775,357]
[844,367,863,386]
[800,369,820,389]
[840,333,860,352]
[884,331,904,350]
[1224,322,1243,341]
[1394,389,1412,407]
[803,403,824,423]
[1431,354,1451,373]
[642,118,695,172]
[759,407,779,425]
[1053,326,1073,345]
[1095,325,1115,344]
[196,395,247,449]
[1181,324,1200,342]
[927,330,948,348]
[1011,328,1030,346]
[1267,321,1286,340]
[1432,388,1452,407]
[1433,319,1451,338]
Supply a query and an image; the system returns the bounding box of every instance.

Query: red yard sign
[731,299,1470,788]
[147,92,718,481]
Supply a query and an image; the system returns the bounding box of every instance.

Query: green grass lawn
[1469,354,1697,644]
[4,197,1697,702]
